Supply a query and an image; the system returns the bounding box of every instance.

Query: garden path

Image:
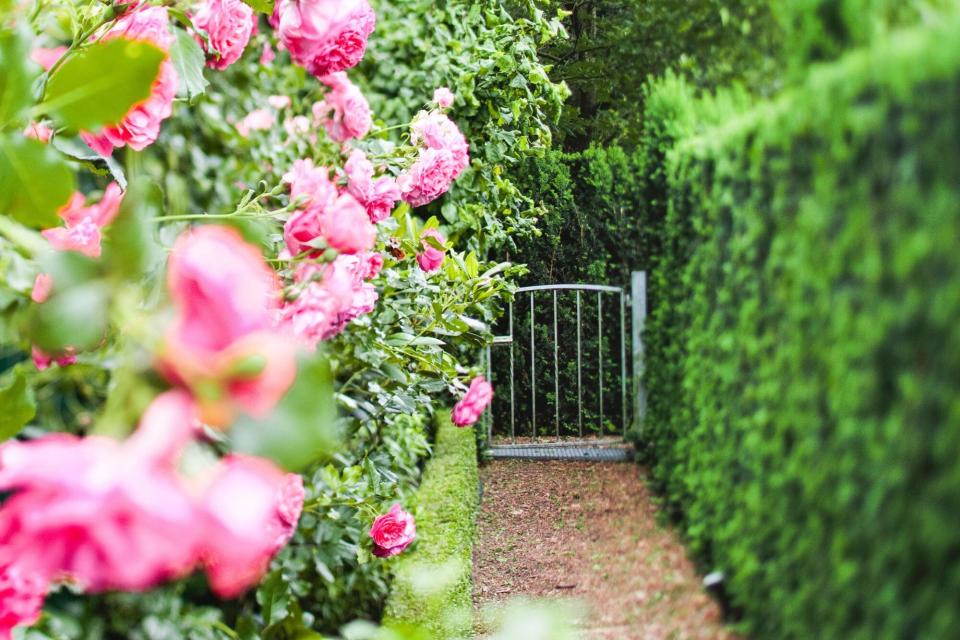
[472,460,736,640]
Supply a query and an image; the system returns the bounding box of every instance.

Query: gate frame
[484,279,646,444]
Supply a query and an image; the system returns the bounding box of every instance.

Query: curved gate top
[482,274,647,447]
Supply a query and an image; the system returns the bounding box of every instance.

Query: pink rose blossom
[361,252,384,279]
[198,456,304,597]
[268,95,292,109]
[236,107,275,137]
[31,273,53,304]
[433,87,454,108]
[0,393,203,592]
[322,193,376,254]
[398,113,468,207]
[283,158,338,211]
[369,503,416,558]
[416,228,446,272]
[31,346,77,371]
[41,183,124,258]
[0,564,47,639]
[452,376,494,427]
[23,122,53,143]
[30,46,66,70]
[344,149,400,223]
[284,115,312,137]
[273,0,375,77]
[193,0,255,70]
[80,6,178,156]
[161,226,296,426]
[314,72,371,142]
[260,42,276,64]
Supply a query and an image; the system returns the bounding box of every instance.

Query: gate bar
[576,290,582,438]
[553,290,559,438]
[529,292,536,441]
[509,301,515,442]
[518,284,621,294]
[620,290,627,437]
[598,291,603,435]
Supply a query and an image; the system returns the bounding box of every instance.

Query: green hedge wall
[638,15,960,639]
[382,412,478,639]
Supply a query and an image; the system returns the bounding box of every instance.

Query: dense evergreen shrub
[638,15,960,638]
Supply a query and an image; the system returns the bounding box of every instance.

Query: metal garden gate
[481,273,647,458]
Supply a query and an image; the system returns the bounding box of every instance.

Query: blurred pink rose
[322,193,376,254]
[236,107,275,137]
[370,503,415,558]
[260,42,276,64]
[268,95,292,109]
[452,376,494,427]
[31,273,52,304]
[30,46,66,70]
[433,87,454,108]
[361,252,383,279]
[273,0,375,77]
[41,183,124,258]
[284,114,311,137]
[344,149,400,223]
[314,72,371,142]
[81,6,178,156]
[416,228,446,272]
[29,273,77,371]
[0,395,203,592]
[161,226,296,426]
[0,564,47,639]
[193,0,255,70]
[198,456,304,597]
[283,158,337,211]
[23,122,53,143]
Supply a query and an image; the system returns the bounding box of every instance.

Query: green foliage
[0,367,35,439]
[0,25,39,128]
[637,15,960,638]
[383,412,478,639]
[0,135,75,227]
[525,0,778,148]
[40,38,166,131]
[359,0,570,252]
[170,27,209,101]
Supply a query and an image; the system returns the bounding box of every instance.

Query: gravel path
[472,460,737,640]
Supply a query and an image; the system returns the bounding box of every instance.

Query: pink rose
[361,252,384,279]
[322,193,376,254]
[416,228,446,272]
[0,564,47,639]
[283,158,337,211]
[236,107,275,137]
[284,114,312,137]
[23,122,53,143]
[452,376,494,427]
[161,226,296,426]
[283,206,325,257]
[30,46,66,70]
[370,503,416,558]
[273,0,375,78]
[80,6,178,156]
[268,95,292,109]
[433,87,454,108]
[314,72,371,142]
[398,148,460,208]
[31,345,77,371]
[197,456,304,597]
[0,394,203,592]
[345,149,400,223]
[410,111,469,171]
[193,0,255,70]
[31,273,53,304]
[260,42,276,64]
[41,183,124,258]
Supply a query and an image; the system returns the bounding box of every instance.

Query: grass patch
[382,411,479,639]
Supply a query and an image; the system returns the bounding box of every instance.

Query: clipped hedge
[639,15,960,639]
[382,412,479,639]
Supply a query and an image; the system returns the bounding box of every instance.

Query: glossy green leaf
[40,38,165,131]
[0,370,36,441]
[170,27,208,100]
[231,353,340,471]
[0,26,39,127]
[0,134,75,227]
[241,0,275,14]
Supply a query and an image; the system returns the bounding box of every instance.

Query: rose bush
[0,0,515,636]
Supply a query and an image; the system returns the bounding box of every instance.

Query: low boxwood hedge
[382,412,479,639]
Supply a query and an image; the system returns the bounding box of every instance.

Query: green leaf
[0,370,36,441]
[0,134,75,227]
[256,570,289,626]
[103,177,164,277]
[51,135,127,189]
[241,0,275,14]
[231,352,341,471]
[170,27,208,101]
[40,38,166,131]
[0,26,39,128]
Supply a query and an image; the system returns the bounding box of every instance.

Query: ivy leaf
[241,0,275,14]
[0,26,39,128]
[0,134,75,227]
[40,38,165,131]
[170,27,208,101]
[0,370,36,441]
